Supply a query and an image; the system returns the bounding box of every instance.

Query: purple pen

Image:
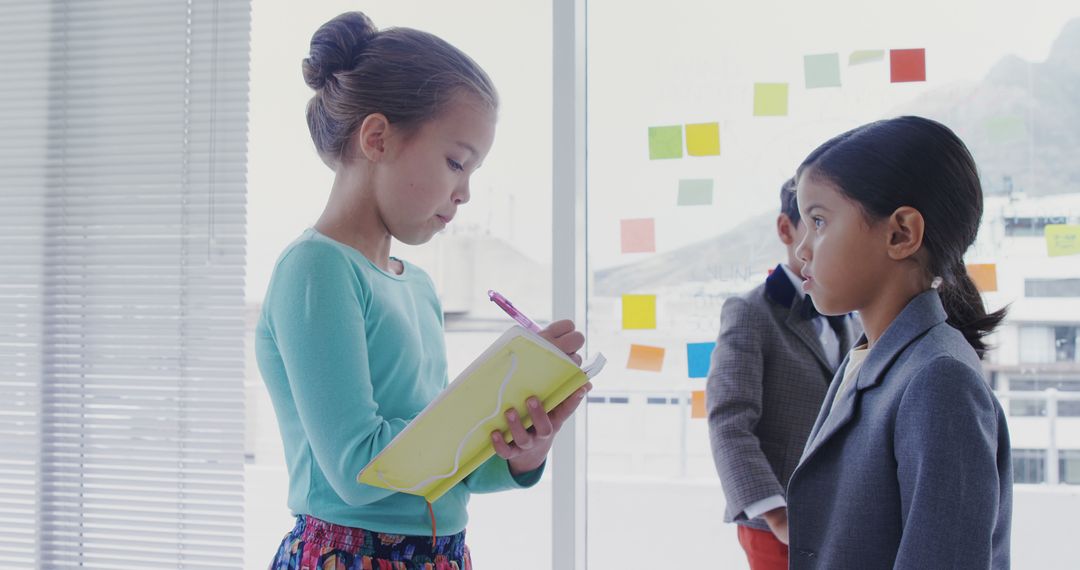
[487,290,542,333]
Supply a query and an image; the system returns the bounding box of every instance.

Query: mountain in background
[900,17,1080,197]
[595,18,1080,296]
[594,210,784,295]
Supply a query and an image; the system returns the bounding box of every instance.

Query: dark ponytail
[797,116,1007,358]
[938,262,1007,358]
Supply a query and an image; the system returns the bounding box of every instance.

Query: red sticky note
[621,218,656,253]
[890,49,926,83]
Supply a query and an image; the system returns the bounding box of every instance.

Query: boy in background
[706,178,861,570]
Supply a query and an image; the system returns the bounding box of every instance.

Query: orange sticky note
[685,122,720,156]
[620,218,656,253]
[627,344,665,372]
[691,390,706,419]
[622,294,657,329]
[967,263,998,293]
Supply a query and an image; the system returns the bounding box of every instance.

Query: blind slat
[0,1,252,566]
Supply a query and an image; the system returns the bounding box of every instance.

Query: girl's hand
[492,319,589,476]
[492,383,593,477]
[538,319,585,365]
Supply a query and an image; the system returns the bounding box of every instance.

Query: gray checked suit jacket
[786,289,1012,569]
[706,265,861,531]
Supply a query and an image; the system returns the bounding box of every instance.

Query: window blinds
[0,1,251,568]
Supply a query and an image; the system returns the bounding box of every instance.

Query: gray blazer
[706,265,860,531]
[787,290,1012,569]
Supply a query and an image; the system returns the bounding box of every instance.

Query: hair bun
[302,12,377,90]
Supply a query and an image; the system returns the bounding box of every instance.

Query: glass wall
[585,1,1080,567]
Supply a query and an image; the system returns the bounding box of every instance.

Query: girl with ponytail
[782,116,1012,569]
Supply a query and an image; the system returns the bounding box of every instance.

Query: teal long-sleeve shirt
[255,228,543,536]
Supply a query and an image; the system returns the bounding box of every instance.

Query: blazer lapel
[800,351,850,460]
[799,290,949,464]
[764,264,834,375]
[784,298,833,375]
[837,315,858,353]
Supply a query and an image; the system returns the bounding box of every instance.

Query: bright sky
[245,0,1080,301]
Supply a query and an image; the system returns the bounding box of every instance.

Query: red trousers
[737,524,788,570]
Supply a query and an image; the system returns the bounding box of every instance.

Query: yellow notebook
[357,326,606,503]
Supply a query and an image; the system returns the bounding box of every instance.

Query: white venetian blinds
[0,1,251,568]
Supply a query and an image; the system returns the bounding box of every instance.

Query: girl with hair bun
[783,116,1012,569]
[257,12,589,569]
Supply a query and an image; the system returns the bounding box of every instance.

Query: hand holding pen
[487,289,585,366]
[486,289,590,476]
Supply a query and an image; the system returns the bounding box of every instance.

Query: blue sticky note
[686,342,716,378]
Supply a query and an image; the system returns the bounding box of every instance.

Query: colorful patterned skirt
[269,515,472,570]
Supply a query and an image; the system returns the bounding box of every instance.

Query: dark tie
[799,297,821,320]
[800,298,847,334]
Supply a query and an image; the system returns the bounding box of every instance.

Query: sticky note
[849,49,885,65]
[804,53,841,88]
[890,48,926,83]
[754,83,788,116]
[620,218,656,253]
[678,179,713,206]
[691,390,707,419]
[967,263,998,293]
[985,116,1026,143]
[648,125,683,159]
[622,294,657,329]
[1046,224,1080,257]
[686,342,715,378]
[685,122,720,156]
[627,344,665,372]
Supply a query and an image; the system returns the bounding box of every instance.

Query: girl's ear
[353,113,391,162]
[885,206,925,261]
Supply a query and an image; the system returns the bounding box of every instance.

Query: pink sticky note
[621,218,656,253]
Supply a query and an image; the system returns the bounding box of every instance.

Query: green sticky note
[804,53,841,88]
[685,122,720,156]
[678,179,713,206]
[649,126,683,159]
[754,83,788,117]
[622,294,657,329]
[1046,224,1080,257]
[849,49,885,65]
[985,116,1026,144]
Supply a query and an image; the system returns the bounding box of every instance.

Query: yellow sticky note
[754,83,788,117]
[849,49,885,65]
[1046,224,1080,257]
[967,263,998,293]
[622,294,657,329]
[691,390,707,419]
[685,122,720,156]
[627,344,665,372]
